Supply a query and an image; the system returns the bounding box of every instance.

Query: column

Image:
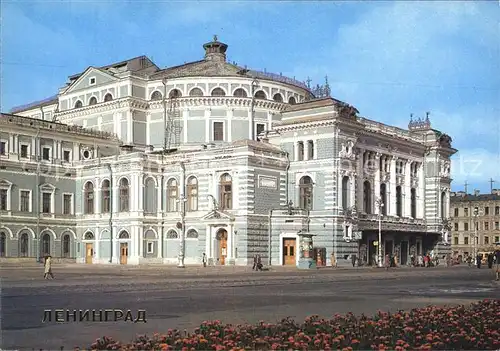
[138,174,144,213]
[9,134,14,153]
[417,163,424,219]
[133,173,140,212]
[205,225,212,258]
[138,226,144,258]
[58,141,63,160]
[389,156,397,216]
[113,177,119,213]
[157,222,163,258]
[293,142,299,161]
[205,109,210,142]
[13,134,18,153]
[156,175,163,214]
[374,153,381,214]
[227,224,233,260]
[338,171,344,211]
[404,161,412,217]
[127,110,133,144]
[73,143,80,161]
[350,173,356,210]
[227,109,233,142]
[304,141,310,161]
[183,109,188,143]
[53,140,57,160]
[31,136,36,159]
[356,150,364,211]
[95,177,101,214]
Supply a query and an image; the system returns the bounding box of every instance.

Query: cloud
[452,149,500,185]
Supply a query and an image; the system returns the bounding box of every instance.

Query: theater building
[0,37,456,265]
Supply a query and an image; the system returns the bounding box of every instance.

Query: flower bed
[81,299,499,350]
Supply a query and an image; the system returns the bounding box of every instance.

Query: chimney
[474,189,480,196]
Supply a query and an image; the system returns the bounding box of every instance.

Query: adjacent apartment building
[450,189,500,258]
[0,37,457,266]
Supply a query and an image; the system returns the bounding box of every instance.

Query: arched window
[273,93,283,102]
[101,180,110,213]
[411,188,417,218]
[119,178,129,212]
[187,176,198,211]
[104,93,113,102]
[219,173,232,210]
[167,178,178,212]
[144,177,157,214]
[396,186,403,217]
[151,91,163,101]
[169,89,182,98]
[119,231,130,239]
[233,88,247,97]
[0,232,6,257]
[254,90,267,100]
[89,96,97,105]
[299,176,313,210]
[41,233,51,256]
[62,234,70,258]
[166,230,178,239]
[189,87,203,96]
[380,183,387,215]
[363,181,371,214]
[341,176,349,210]
[19,233,29,257]
[211,88,226,97]
[441,191,446,219]
[288,96,297,105]
[186,229,198,239]
[84,232,94,240]
[84,182,94,214]
[74,100,83,109]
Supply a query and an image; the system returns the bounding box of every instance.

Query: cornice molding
[149,97,287,112]
[55,98,149,120]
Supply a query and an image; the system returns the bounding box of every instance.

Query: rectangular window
[485,207,489,215]
[495,221,499,230]
[213,122,224,141]
[20,145,28,158]
[42,193,51,213]
[256,123,266,139]
[0,141,6,155]
[464,208,469,216]
[147,242,153,253]
[454,208,458,217]
[464,237,469,245]
[495,236,499,243]
[484,236,489,245]
[20,190,30,212]
[102,189,110,213]
[454,237,458,245]
[42,147,50,160]
[454,223,458,231]
[89,77,96,85]
[63,194,72,215]
[63,150,71,162]
[297,141,304,161]
[307,140,314,160]
[464,222,469,231]
[496,206,500,215]
[484,222,489,231]
[0,189,7,210]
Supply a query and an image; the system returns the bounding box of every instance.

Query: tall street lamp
[177,195,187,268]
[472,207,482,259]
[375,196,384,267]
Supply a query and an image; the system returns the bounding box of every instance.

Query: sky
[1,1,499,194]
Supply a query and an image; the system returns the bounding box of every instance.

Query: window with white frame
[255,123,266,139]
[20,190,31,212]
[42,147,50,161]
[89,77,96,85]
[147,242,154,253]
[20,144,29,158]
[63,193,73,215]
[0,140,6,155]
[42,193,52,213]
[0,181,11,211]
[213,122,224,141]
[63,150,71,162]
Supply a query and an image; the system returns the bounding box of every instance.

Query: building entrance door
[400,241,408,265]
[120,243,128,265]
[216,229,228,265]
[385,240,393,256]
[85,243,93,264]
[283,238,296,265]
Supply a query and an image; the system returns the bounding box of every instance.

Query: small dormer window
[89,77,96,85]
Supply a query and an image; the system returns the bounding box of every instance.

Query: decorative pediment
[0,179,12,189]
[39,183,56,192]
[202,210,234,221]
[63,67,118,94]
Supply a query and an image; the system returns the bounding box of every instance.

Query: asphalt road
[1,265,498,350]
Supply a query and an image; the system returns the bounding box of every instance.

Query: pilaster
[183,109,189,143]
[374,153,381,213]
[356,151,364,211]
[389,156,397,216]
[228,109,233,142]
[127,110,133,144]
[350,174,356,210]
[293,142,299,161]
[417,164,424,219]
[404,161,411,217]
[304,141,310,161]
[205,109,210,142]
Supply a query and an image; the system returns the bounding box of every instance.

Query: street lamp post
[375,197,384,267]
[472,208,481,259]
[177,195,187,268]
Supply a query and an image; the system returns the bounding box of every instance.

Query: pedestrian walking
[476,253,482,269]
[331,253,337,268]
[493,249,500,281]
[43,255,54,280]
[384,254,390,270]
[351,254,357,268]
[256,254,263,271]
[487,252,494,269]
[202,253,207,267]
[252,254,257,270]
